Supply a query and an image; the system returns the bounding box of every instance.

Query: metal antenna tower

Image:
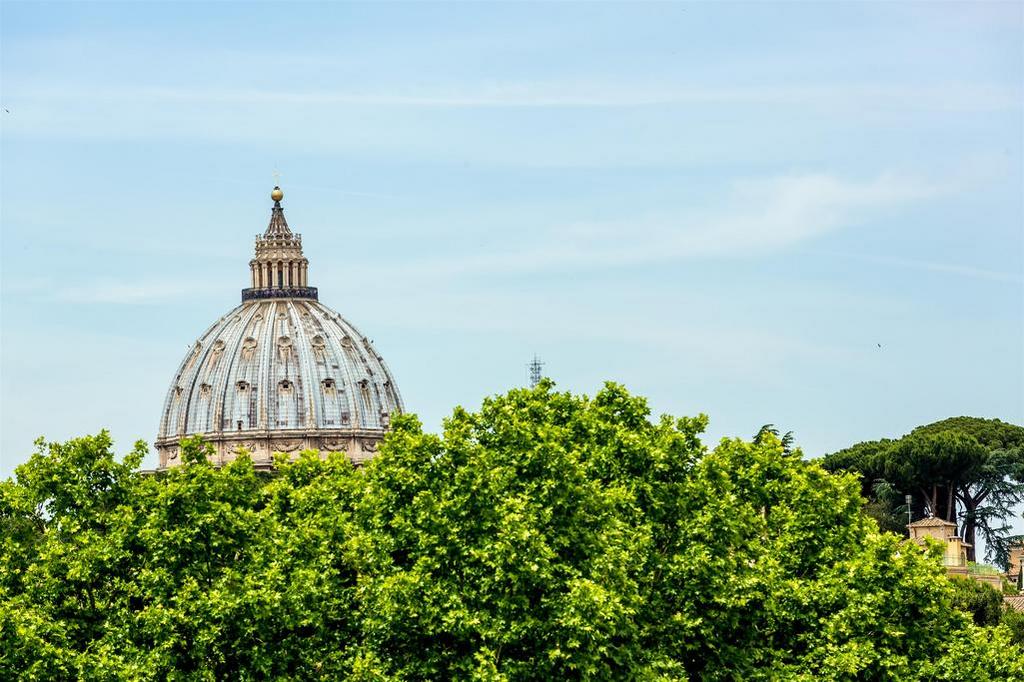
[528,355,545,388]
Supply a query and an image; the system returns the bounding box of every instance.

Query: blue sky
[1,2,1022,540]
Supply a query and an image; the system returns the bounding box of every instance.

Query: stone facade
[156,430,386,469]
[907,517,1004,590]
[909,517,970,578]
[1009,542,1024,590]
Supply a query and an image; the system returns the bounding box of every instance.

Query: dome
[155,188,403,469]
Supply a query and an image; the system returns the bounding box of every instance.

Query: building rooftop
[1005,595,1024,612]
[909,516,957,528]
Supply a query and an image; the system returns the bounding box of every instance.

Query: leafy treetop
[2,385,1022,680]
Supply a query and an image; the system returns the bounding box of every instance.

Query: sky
[1,2,1022,542]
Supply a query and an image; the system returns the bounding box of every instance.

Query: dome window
[277,337,294,363]
[311,335,327,363]
[240,337,258,361]
[236,381,249,392]
[358,380,373,416]
[279,379,293,392]
[322,378,336,393]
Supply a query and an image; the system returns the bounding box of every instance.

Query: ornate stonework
[155,187,403,470]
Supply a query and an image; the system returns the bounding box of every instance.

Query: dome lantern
[243,185,315,302]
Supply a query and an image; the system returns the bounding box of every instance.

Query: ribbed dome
[154,187,403,469]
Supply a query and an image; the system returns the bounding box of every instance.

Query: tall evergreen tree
[822,417,1024,564]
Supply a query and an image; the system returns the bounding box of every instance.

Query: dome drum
[155,429,387,470]
[242,286,318,302]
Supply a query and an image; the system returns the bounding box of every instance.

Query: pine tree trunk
[963,497,977,562]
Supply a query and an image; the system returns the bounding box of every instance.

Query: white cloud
[8,81,1019,112]
[45,172,954,304]
[1,81,1017,159]
[840,253,1023,284]
[333,172,942,279]
[53,280,223,304]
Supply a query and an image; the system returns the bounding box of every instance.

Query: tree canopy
[2,384,1022,680]
[822,417,1024,565]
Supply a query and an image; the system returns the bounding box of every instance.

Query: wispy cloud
[53,280,223,304]
[42,171,950,305]
[1,81,1017,157]
[329,172,942,279]
[839,253,1023,284]
[8,82,1020,111]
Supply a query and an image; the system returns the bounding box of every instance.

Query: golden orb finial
[271,186,284,203]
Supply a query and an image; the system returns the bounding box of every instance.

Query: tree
[0,433,366,679]
[948,578,1004,627]
[864,479,913,536]
[1003,608,1024,647]
[822,417,1024,564]
[753,424,794,454]
[2,386,1023,680]
[913,419,1024,559]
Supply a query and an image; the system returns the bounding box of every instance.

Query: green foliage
[919,623,1024,682]
[863,479,912,536]
[1002,607,1024,646]
[948,578,1004,626]
[820,439,892,498]
[2,389,1023,680]
[912,417,1024,450]
[753,423,794,454]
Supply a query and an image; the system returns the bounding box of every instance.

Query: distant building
[907,517,1003,591]
[1009,541,1024,591]
[155,187,403,469]
[908,517,970,576]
